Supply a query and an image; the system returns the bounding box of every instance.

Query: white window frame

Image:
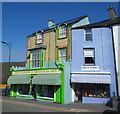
[31,51,40,68]
[59,48,67,63]
[59,25,67,38]
[84,28,92,42]
[37,32,43,44]
[84,49,95,65]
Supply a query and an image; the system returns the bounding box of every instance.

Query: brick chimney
[48,19,54,27]
[108,6,116,20]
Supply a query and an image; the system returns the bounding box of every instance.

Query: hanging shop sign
[12,69,61,75]
[81,66,99,71]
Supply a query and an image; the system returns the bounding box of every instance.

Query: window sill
[84,64,95,66]
[84,41,93,42]
[58,36,67,39]
[36,42,43,45]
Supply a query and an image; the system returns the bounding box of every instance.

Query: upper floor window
[59,25,67,38]
[84,29,92,42]
[37,32,43,44]
[84,49,95,65]
[59,48,67,63]
[31,51,44,68]
[32,51,40,68]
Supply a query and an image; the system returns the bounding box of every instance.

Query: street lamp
[1,41,11,96]
[1,41,11,79]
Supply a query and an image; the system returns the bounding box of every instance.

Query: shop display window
[18,84,30,95]
[74,83,110,98]
[37,85,54,98]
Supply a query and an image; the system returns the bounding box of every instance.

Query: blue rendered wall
[64,62,72,104]
[82,97,110,104]
[72,28,117,97]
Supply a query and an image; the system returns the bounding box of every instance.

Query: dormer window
[37,32,43,44]
[84,28,92,42]
[59,25,67,38]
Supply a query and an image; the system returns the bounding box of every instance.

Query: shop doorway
[73,83,83,102]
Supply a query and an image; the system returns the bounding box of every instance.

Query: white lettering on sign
[81,66,99,71]
[12,69,61,75]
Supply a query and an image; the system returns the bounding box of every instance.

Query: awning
[32,74,61,85]
[71,74,111,84]
[7,75,31,84]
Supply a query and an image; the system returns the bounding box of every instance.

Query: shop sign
[81,66,99,71]
[12,69,61,75]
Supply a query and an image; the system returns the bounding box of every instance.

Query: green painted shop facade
[8,63,71,104]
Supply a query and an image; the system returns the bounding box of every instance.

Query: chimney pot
[108,6,116,20]
[48,19,54,27]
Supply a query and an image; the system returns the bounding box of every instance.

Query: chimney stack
[48,19,54,27]
[108,6,116,20]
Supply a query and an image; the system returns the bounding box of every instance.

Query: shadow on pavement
[103,110,119,114]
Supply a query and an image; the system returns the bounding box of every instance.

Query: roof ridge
[57,15,88,25]
[72,17,120,29]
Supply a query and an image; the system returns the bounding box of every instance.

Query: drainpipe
[54,24,65,104]
[54,24,59,67]
[110,26,119,97]
[48,30,51,68]
[67,25,71,62]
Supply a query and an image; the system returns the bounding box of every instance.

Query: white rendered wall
[112,25,120,96]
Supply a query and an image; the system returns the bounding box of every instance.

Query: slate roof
[28,15,88,37]
[42,15,88,31]
[72,17,120,29]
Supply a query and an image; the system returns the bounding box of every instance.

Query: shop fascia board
[11,67,62,72]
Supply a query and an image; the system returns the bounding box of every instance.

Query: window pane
[85,29,91,33]
[37,85,54,98]
[18,85,30,95]
[59,48,66,63]
[84,49,94,57]
[85,57,94,64]
[31,51,40,68]
[86,34,92,41]
[59,25,66,38]
[85,29,92,41]
[37,32,42,43]
[84,49,95,65]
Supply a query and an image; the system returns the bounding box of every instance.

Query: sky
[1,2,119,62]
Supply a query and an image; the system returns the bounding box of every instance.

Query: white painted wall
[71,84,78,102]
[112,24,120,96]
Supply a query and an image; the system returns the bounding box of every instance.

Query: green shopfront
[7,68,64,104]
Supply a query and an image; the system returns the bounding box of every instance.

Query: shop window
[37,32,43,44]
[59,25,67,38]
[74,83,110,98]
[59,48,67,63]
[84,49,95,65]
[84,28,92,42]
[82,84,110,98]
[18,84,30,95]
[37,85,54,98]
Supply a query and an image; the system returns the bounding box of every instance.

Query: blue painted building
[71,16,120,104]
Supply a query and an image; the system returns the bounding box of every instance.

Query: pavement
[1,88,119,113]
[1,96,118,113]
